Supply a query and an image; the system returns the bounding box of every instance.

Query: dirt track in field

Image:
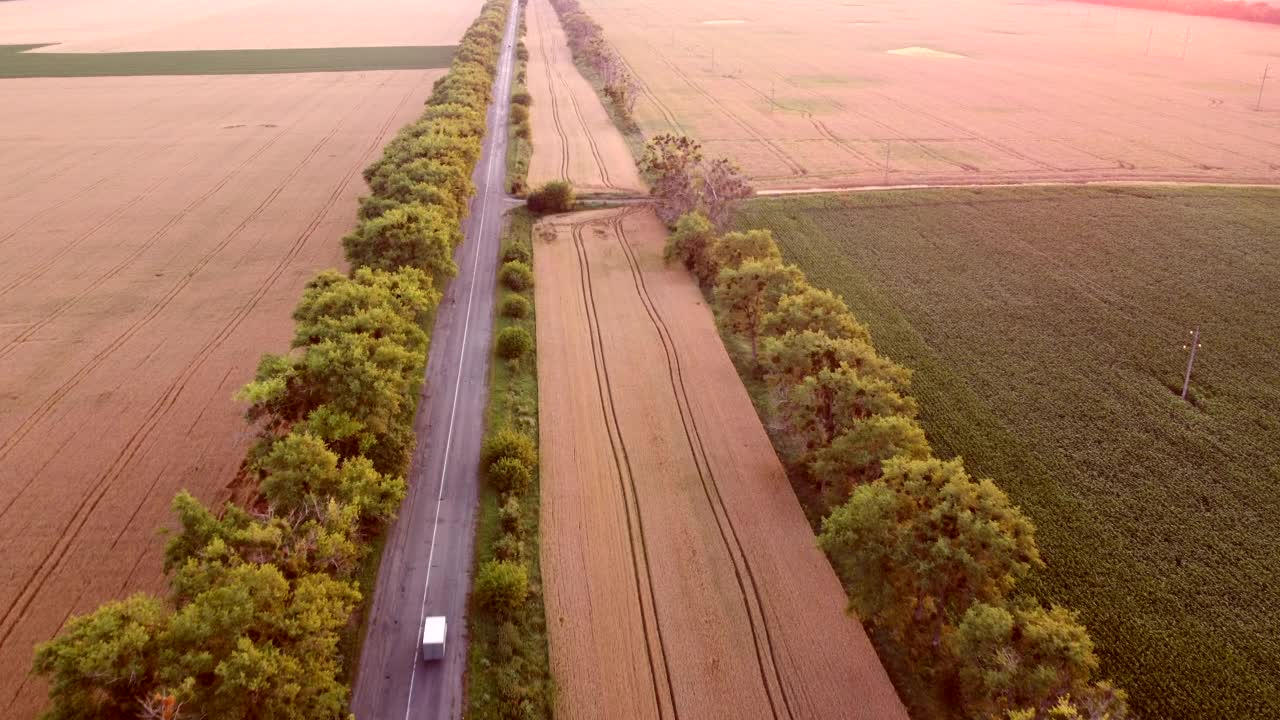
[0,0,483,50]
[0,69,441,716]
[535,206,906,720]
[525,0,645,193]
[580,0,1280,190]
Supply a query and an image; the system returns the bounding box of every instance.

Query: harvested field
[535,206,906,720]
[579,0,1280,189]
[525,0,645,193]
[0,68,442,716]
[736,186,1280,720]
[0,0,484,51]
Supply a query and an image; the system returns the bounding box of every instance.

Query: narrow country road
[350,5,519,720]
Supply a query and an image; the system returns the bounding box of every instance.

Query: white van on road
[422,616,447,662]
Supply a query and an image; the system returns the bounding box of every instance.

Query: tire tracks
[534,1,572,181]
[567,210,679,720]
[605,210,795,720]
[534,0,617,190]
[0,74,392,649]
[654,52,806,178]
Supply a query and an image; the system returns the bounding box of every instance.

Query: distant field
[0,44,455,78]
[0,0,484,51]
[580,0,1280,188]
[735,185,1280,720]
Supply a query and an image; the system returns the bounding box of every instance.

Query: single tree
[665,211,719,286]
[700,157,754,229]
[707,228,781,273]
[640,133,703,223]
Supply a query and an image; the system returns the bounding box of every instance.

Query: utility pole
[1181,25,1190,60]
[1258,64,1271,111]
[883,141,891,185]
[1144,25,1153,56]
[1181,327,1202,401]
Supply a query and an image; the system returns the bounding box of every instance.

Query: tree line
[651,134,1132,720]
[30,2,514,718]
[1064,0,1280,24]
[545,0,640,123]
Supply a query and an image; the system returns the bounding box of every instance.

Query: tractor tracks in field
[568,210,679,720]
[534,0,618,191]
[0,73,413,656]
[567,207,796,720]
[655,52,806,179]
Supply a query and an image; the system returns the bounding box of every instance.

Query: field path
[536,206,907,720]
[525,0,644,193]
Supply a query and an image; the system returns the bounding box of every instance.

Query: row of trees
[1067,0,1280,24]
[664,199,1131,718]
[546,0,640,121]
[30,3,515,718]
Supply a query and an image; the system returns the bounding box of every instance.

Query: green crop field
[0,43,456,78]
[736,185,1280,720]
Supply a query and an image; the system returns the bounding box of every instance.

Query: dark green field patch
[736,185,1280,720]
[0,43,455,78]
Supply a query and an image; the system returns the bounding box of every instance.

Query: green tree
[343,202,458,276]
[483,428,538,470]
[32,594,172,720]
[665,211,719,286]
[760,285,871,342]
[526,180,575,214]
[496,325,533,360]
[760,329,909,389]
[489,456,533,493]
[238,332,423,475]
[808,415,932,505]
[780,365,917,451]
[260,432,404,525]
[954,600,1128,720]
[819,457,1043,656]
[474,560,529,614]
[714,259,803,362]
[707,229,781,273]
[500,260,533,291]
[501,294,530,319]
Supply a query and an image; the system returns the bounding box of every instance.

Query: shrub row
[669,211,1132,720]
[346,0,514,278]
[467,209,551,719]
[507,3,534,195]
[546,0,639,123]
[30,4,513,719]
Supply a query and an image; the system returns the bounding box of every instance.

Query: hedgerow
[668,209,1133,720]
[31,2,514,717]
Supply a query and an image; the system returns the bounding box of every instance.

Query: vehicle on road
[422,616,447,662]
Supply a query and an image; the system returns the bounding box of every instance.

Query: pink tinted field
[582,0,1280,188]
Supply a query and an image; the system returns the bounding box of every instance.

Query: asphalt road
[350,6,520,720]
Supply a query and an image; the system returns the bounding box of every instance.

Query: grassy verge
[733,185,1280,720]
[0,43,455,78]
[465,208,553,718]
[506,11,533,195]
